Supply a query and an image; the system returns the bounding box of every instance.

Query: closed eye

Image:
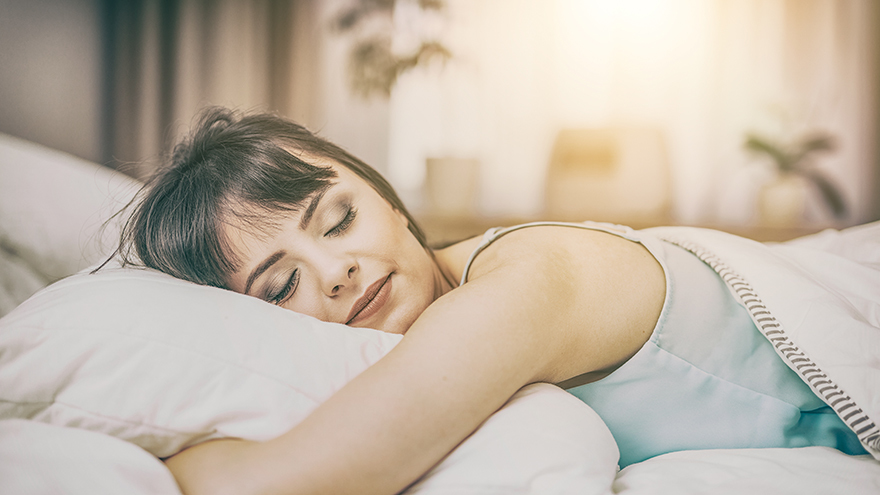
[326,206,357,237]
[269,270,299,304]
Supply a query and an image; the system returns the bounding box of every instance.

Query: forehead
[220,161,372,253]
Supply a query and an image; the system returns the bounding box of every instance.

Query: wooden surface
[414,213,831,247]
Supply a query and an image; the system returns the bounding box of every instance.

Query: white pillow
[0,419,182,495]
[0,245,47,316]
[0,133,140,282]
[0,262,621,494]
[0,262,401,458]
[0,388,620,495]
[410,383,619,495]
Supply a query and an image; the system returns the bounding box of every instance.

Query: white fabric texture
[0,419,182,495]
[0,244,46,317]
[0,132,140,316]
[614,448,880,495]
[408,383,619,495]
[0,386,619,495]
[405,383,619,495]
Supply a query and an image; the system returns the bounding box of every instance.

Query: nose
[319,255,357,297]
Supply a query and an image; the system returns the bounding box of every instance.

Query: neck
[429,234,484,300]
[430,250,458,301]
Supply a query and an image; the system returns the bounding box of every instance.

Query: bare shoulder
[456,225,666,382]
[465,225,662,283]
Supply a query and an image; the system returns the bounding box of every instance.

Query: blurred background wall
[0,0,104,163]
[1,0,878,242]
[0,0,392,177]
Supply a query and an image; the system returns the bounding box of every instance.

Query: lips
[346,274,392,325]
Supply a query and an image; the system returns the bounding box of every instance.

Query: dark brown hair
[113,107,429,289]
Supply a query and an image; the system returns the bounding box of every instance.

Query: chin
[378,319,410,336]
[374,291,431,335]
[379,310,420,336]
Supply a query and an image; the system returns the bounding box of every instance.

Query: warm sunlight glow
[388,0,874,226]
[577,0,672,33]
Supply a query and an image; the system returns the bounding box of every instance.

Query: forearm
[255,360,484,495]
[166,336,527,495]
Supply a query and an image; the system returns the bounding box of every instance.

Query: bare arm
[165,228,664,495]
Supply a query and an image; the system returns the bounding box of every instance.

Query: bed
[1,132,879,494]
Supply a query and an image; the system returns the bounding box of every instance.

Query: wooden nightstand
[414,213,830,247]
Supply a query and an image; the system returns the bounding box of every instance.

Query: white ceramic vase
[758,174,808,227]
[424,157,479,217]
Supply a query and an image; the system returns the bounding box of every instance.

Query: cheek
[280,283,327,321]
[401,232,434,281]
[374,210,418,256]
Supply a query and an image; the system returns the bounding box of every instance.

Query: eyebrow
[244,185,331,296]
[299,187,330,230]
[244,250,285,295]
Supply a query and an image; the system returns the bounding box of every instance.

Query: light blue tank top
[460,221,865,468]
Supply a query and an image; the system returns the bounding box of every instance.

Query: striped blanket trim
[658,235,880,452]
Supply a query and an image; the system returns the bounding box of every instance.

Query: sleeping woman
[115,107,866,495]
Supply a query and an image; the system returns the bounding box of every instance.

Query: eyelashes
[269,270,299,305]
[325,204,357,237]
[267,203,357,305]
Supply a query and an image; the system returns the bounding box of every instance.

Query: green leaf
[790,133,836,170]
[744,134,793,171]
[801,169,847,218]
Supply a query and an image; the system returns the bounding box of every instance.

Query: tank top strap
[459,221,643,285]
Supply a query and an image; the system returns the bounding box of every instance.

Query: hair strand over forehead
[110,106,430,289]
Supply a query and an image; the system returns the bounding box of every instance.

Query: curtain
[387,0,878,226]
[101,0,321,179]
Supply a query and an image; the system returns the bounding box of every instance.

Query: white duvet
[649,223,880,459]
[1,222,879,494]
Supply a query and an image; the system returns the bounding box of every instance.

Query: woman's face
[223,161,440,335]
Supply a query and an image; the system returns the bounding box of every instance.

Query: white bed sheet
[4,413,879,495]
[0,419,181,495]
[615,447,880,495]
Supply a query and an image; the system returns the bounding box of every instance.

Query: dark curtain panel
[99,0,317,179]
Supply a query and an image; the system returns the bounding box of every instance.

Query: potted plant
[743,131,847,225]
[332,0,451,98]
